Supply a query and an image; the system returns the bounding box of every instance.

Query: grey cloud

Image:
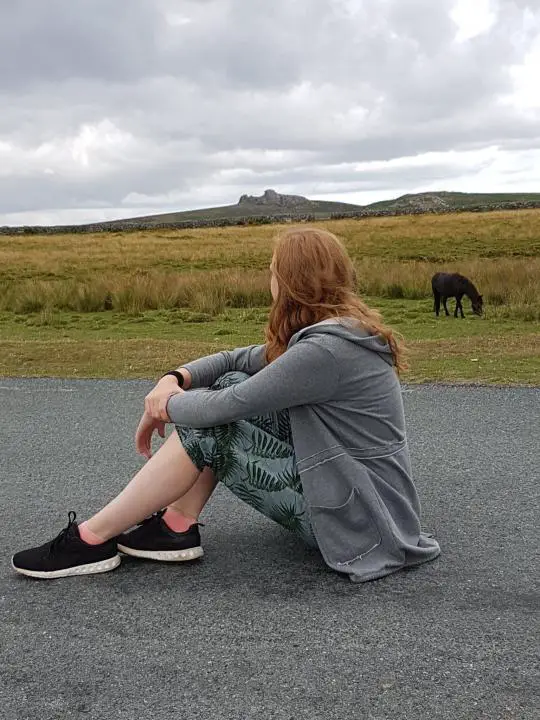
[0,0,166,91]
[0,0,539,220]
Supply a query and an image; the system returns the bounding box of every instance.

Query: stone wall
[2,200,540,235]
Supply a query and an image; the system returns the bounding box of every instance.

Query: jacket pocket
[309,487,382,567]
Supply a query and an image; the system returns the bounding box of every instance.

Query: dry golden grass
[0,209,539,384]
[2,258,538,319]
[1,210,539,320]
[1,209,539,276]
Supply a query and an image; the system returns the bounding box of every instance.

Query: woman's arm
[177,344,267,389]
[140,345,266,453]
[166,338,339,428]
[173,367,193,390]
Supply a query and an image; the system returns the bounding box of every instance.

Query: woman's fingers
[135,413,154,459]
[135,430,151,459]
[135,414,168,459]
[145,394,159,420]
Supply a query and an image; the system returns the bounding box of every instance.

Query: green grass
[1,211,539,384]
[1,301,538,385]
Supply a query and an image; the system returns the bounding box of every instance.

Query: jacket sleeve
[168,339,339,428]
[181,344,267,389]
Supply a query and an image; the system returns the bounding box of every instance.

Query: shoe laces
[49,511,77,556]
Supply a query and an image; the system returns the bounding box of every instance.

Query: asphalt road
[1,379,538,720]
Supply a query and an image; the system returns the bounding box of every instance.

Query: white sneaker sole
[117,544,204,562]
[11,554,121,579]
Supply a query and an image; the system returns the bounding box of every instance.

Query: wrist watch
[160,370,184,387]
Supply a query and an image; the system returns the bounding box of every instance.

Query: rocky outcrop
[387,193,451,211]
[237,189,308,207]
[2,199,540,236]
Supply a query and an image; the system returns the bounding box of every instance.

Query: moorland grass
[1,210,539,383]
[0,303,538,384]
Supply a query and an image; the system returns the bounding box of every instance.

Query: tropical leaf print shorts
[174,371,317,547]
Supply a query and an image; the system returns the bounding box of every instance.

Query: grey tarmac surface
[0,378,538,720]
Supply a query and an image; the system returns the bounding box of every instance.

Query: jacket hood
[289,318,394,365]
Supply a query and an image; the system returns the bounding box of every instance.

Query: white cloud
[0,0,539,225]
[2,145,539,226]
[0,120,137,178]
[316,147,540,205]
[164,13,192,27]
[508,35,540,110]
[451,0,496,42]
[0,207,159,227]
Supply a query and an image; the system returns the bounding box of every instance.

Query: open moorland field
[1,210,539,384]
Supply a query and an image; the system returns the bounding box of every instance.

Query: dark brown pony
[432,272,483,318]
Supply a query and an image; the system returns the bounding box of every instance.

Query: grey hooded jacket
[167,320,441,583]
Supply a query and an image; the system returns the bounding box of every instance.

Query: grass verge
[1,302,538,385]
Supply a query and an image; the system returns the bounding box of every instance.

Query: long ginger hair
[264,227,407,373]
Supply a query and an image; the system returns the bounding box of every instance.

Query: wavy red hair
[264,227,407,373]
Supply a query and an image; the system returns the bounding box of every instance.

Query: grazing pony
[431,272,483,318]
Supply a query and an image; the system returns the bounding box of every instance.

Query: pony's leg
[433,290,441,316]
[456,295,464,318]
[442,297,450,316]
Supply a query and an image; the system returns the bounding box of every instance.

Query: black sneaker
[117,510,204,562]
[11,512,121,580]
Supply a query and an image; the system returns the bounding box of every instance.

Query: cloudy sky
[1,0,539,226]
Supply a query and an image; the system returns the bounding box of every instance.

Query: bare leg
[85,433,202,541]
[168,467,218,523]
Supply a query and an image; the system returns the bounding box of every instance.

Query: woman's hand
[135,412,166,460]
[144,377,184,422]
[135,374,187,459]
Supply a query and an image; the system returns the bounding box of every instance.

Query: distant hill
[2,189,540,235]
[105,189,540,228]
[105,189,364,227]
[367,191,540,212]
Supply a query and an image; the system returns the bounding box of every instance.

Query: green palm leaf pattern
[246,461,291,492]
[212,424,245,483]
[178,429,206,472]
[227,483,266,514]
[247,427,293,459]
[176,371,313,542]
[249,414,278,435]
[277,410,292,442]
[214,422,247,448]
[213,450,242,484]
[268,501,306,534]
[286,471,303,493]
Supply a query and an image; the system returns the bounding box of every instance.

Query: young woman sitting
[12,228,440,583]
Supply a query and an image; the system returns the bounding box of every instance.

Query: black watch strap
[160,370,184,387]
